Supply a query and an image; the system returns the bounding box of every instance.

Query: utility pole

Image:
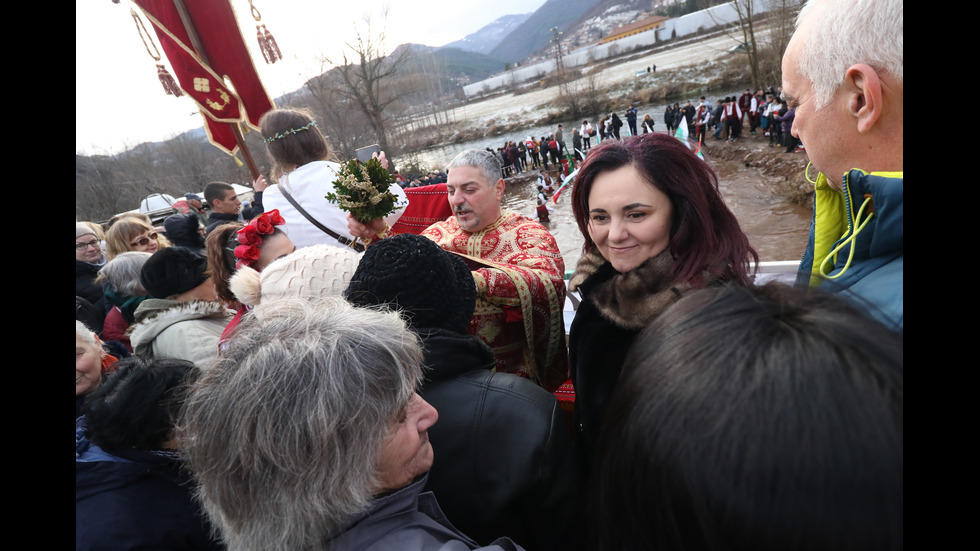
[551,26,570,98]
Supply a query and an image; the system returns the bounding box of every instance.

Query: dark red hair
[571,133,758,285]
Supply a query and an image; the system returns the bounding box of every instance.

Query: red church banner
[133,0,275,153]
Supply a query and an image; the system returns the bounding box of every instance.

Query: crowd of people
[76,1,902,548]
[428,87,806,190]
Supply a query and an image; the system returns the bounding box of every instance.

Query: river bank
[702,130,814,207]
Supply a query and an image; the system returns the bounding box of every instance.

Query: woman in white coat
[258,107,407,250]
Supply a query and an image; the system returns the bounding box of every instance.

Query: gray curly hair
[178,297,423,550]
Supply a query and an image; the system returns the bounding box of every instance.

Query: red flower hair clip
[234,209,286,269]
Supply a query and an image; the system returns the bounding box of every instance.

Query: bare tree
[76,155,132,222]
[759,0,803,85]
[160,131,224,190]
[328,15,408,152]
[730,0,762,89]
[304,67,376,161]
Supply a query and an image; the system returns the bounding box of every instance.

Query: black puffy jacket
[419,328,586,551]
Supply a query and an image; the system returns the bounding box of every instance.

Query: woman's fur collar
[129,299,232,334]
[569,249,692,330]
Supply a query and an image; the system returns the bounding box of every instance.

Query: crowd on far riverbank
[448,86,804,185]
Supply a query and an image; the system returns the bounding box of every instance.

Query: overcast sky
[76,0,546,155]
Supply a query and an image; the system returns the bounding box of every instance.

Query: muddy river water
[407,132,812,273]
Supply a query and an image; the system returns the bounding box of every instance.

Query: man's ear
[844,64,883,134]
[494,178,505,201]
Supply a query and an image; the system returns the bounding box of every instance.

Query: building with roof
[600,15,669,44]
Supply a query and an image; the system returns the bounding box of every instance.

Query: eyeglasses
[75,239,100,251]
[130,232,159,248]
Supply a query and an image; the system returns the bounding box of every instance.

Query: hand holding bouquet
[326,156,398,224]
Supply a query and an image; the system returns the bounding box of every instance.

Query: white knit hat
[229,244,362,307]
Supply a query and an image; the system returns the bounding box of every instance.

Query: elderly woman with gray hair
[96,251,152,352]
[179,297,525,550]
[76,320,118,420]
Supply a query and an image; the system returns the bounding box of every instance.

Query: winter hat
[163,213,204,249]
[344,233,475,334]
[140,246,209,298]
[229,244,362,307]
[76,222,97,239]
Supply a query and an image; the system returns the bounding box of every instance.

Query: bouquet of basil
[326,158,397,223]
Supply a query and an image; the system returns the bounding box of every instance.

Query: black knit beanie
[140,247,209,299]
[163,213,205,250]
[344,233,475,334]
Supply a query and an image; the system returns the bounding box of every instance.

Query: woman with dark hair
[163,212,206,254]
[609,112,623,140]
[567,132,758,469]
[76,356,222,550]
[204,210,295,348]
[592,283,903,550]
[205,222,245,308]
[774,100,799,153]
[259,107,408,249]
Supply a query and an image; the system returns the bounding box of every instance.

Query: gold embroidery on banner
[191,77,231,112]
[206,89,232,112]
[193,78,210,93]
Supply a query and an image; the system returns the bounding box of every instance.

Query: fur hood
[128,299,234,364]
[569,250,692,330]
[129,299,233,339]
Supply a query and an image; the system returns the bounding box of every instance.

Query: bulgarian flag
[552,167,579,203]
[133,0,275,154]
[674,115,689,141]
[693,135,705,160]
[673,115,704,160]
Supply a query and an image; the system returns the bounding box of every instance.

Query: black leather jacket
[419,328,586,551]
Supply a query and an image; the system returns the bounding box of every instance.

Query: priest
[349,149,568,392]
